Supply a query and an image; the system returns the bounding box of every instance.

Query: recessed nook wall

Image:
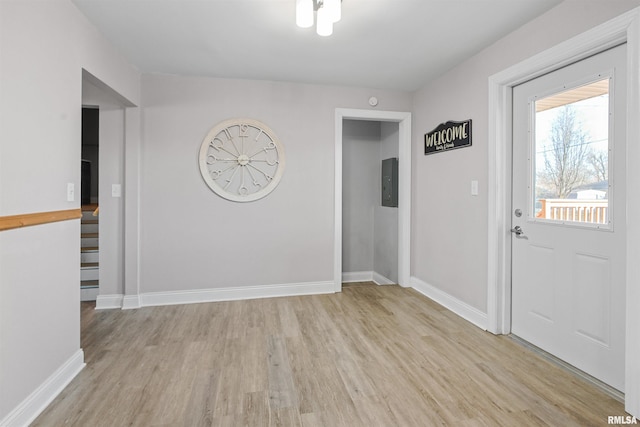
[342,120,399,284]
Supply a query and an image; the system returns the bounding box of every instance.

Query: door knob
[510,225,525,237]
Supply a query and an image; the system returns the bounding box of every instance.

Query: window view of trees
[533,80,609,224]
[536,105,608,199]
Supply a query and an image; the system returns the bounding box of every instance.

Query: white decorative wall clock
[199,118,286,202]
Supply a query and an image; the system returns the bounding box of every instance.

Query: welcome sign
[424,119,472,155]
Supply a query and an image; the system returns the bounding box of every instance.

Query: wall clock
[199,118,286,202]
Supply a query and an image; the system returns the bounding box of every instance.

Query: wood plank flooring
[33,283,626,426]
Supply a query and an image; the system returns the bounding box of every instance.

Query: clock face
[198,118,285,202]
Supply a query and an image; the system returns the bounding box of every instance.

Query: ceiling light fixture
[296,0,341,37]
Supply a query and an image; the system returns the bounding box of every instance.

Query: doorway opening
[511,45,626,392]
[334,108,411,292]
[80,107,100,301]
[81,70,131,308]
[342,120,399,285]
[487,9,640,416]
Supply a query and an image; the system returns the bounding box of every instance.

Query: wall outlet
[471,180,478,196]
[67,183,75,202]
[112,184,122,198]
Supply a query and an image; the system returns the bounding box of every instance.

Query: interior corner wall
[410,0,640,314]
[139,74,412,294]
[0,0,140,422]
[342,120,381,275]
[98,108,125,296]
[374,122,399,283]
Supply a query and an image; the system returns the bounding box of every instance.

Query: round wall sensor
[368,96,378,107]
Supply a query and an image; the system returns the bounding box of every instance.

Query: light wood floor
[33,283,625,426]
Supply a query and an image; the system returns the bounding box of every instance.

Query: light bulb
[325,0,341,23]
[296,0,314,28]
[316,6,333,36]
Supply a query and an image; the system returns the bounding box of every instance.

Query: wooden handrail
[0,208,82,231]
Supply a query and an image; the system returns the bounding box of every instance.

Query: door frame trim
[487,7,640,415]
[82,70,141,310]
[334,108,412,292]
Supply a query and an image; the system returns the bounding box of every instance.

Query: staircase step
[81,267,99,281]
[81,209,99,221]
[81,223,99,233]
[81,251,99,263]
[81,287,99,302]
[80,205,99,298]
[81,262,99,268]
[81,238,98,248]
[80,280,99,288]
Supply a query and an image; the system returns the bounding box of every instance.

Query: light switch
[112,184,122,198]
[67,183,75,202]
[471,180,478,196]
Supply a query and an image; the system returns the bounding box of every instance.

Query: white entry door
[511,44,626,391]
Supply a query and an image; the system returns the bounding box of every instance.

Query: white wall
[374,122,399,283]
[139,74,411,295]
[410,0,640,313]
[0,0,139,423]
[98,108,125,296]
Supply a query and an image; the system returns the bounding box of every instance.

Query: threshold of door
[509,334,624,403]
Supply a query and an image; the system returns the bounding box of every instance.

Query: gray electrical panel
[381,157,398,207]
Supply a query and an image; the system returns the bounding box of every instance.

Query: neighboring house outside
[568,180,609,200]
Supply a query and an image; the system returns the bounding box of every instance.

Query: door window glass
[532,78,611,228]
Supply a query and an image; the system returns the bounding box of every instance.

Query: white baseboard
[140,281,335,307]
[94,281,334,310]
[342,271,373,283]
[0,350,85,427]
[372,271,395,286]
[122,295,141,310]
[97,281,335,309]
[95,294,124,310]
[342,271,395,285]
[410,276,488,330]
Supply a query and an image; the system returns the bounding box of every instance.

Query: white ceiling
[72,0,563,92]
